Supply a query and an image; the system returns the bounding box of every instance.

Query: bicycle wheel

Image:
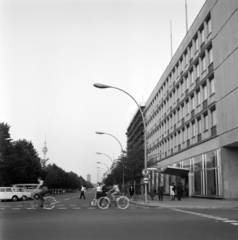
[117,196,129,210]
[97,197,110,210]
[23,197,36,210]
[43,196,56,210]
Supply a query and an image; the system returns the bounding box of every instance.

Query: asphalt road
[0,190,238,240]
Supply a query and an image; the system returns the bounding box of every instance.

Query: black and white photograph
[1,0,238,239]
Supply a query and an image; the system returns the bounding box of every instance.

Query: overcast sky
[0,0,206,183]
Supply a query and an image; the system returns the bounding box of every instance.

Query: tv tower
[42,134,48,160]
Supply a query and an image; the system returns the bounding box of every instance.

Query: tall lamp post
[96,152,113,164]
[96,132,126,192]
[94,83,148,203]
[97,161,110,173]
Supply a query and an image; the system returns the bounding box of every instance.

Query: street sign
[143,177,149,184]
[141,168,149,176]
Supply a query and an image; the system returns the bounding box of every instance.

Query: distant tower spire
[42,134,48,160]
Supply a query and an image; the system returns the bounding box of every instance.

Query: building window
[192,121,196,137]
[203,84,208,100]
[207,18,212,35]
[210,78,215,95]
[190,69,194,84]
[211,108,216,126]
[197,118,202,134]
[186,100,190,114]
[193,155,203,195]
[197,90,201,106]
[204,113,208,131]
[195,36,199,52]
[204,150,220,196]
[201,27,205,44]
[201,55,206,72]
[191,96,195,110]
[208,47,213,64]
[196,63,200,78]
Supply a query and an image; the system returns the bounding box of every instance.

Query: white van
[0,187,24,201]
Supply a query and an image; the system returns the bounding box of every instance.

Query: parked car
[0,187,24,201]
[15,187,32,200]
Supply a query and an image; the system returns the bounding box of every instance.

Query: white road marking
[65,198,70,201]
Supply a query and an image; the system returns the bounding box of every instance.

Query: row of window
[146,75,215,140]
[146,46,214,128]
[147,105,216,157]
[146,13,212,121]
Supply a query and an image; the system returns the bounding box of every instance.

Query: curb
[130,201,238,209]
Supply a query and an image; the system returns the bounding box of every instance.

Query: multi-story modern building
[144,0,238,199]
[126,106,145,193]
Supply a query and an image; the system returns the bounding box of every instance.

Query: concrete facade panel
[221,147,238,199]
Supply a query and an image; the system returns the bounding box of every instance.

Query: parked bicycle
[97,192,130,210]
[23,192,58,210]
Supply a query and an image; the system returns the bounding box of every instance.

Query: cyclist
[108,182,120,200]
[35,177,49,207]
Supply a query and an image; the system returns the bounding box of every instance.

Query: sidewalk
[130,195,238,209]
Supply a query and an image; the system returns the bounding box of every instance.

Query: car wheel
[12,196,18,201]
[22,196,27,201]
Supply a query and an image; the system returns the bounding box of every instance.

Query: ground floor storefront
[146,146,238,200]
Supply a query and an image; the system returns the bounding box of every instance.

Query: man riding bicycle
[35,177,49,207]
[108,182,120,200]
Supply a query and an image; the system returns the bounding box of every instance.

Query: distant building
[87,174,91,182]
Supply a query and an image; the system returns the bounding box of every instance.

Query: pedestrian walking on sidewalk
[170,183,175,201]
[128,184,134,200]
[158,182,164,201]
[150,187,156,200]
[177,183,183,201]
[79,185,86,199]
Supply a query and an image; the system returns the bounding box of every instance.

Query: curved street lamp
[96,152,113,164]
[94,83,148,203]
[96,132,124,154]
[97,161,110,171]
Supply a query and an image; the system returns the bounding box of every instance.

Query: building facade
[126,106,145,193]
[144,0,238,199]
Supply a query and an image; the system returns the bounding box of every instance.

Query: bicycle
[97,192,130,210]
[23,192,57,210]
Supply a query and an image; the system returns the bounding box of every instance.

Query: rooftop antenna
[170,20,173,58]
[185,0,188,33]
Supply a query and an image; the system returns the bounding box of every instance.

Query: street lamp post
[97,161,110,173]
[94,83,148,203]
[96,132,126,193]
[96,152,113,164]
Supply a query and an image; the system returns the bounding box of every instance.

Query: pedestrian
[177,183,183,201]
[181,183,184,197]
[158,182,164,201]
[150,187,156,200]
[128,184,134,200]
[79,185,86,199]
[96,182,102,200]
[172,182,176,200]
[170,183,175,201]
[102,183,107,197]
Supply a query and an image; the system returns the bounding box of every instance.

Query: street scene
[1,190,238,240]
[1,0,238,239]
